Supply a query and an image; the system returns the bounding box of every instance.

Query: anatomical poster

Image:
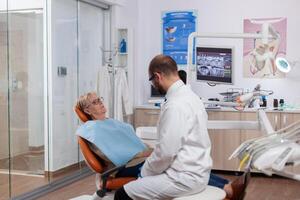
[162,10,197,65]
[243,17,287,78]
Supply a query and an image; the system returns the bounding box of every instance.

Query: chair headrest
[75,105,104,172]
[74,104,90,122]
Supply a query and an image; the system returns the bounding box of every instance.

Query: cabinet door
[280,113,300,129]
[208,111,241,171]
[266,112,281,131]
[280,113,294,129]
[134,108,160,128]
[240,112,262,141]
[277,113,300,174]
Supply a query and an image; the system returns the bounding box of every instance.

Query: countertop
[135,104,300,114]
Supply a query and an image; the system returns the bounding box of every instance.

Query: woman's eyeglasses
[88,97,104,107]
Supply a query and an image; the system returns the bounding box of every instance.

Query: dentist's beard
[157,85,167,95]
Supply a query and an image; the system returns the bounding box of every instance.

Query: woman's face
[85,93,107,119]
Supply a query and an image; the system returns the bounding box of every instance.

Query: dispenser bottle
[119,39,127,53]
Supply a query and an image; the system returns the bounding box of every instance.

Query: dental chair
[75,106,226,200]
[74,105,136,199]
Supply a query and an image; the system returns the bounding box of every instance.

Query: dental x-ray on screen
[196,46,233,84]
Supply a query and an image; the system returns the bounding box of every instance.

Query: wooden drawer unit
[208,111,241,171]
[135,107,300,172]
[134,108,160,128]
[266,112,281,131]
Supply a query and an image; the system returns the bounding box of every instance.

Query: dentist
[114,55,212,200]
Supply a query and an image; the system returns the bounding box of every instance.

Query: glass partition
[48,0,112,182]
[0,2,10,199]
[0,0,112,198]
[48,0,80,182]
[6,5,47,198]
[0,2,49,197]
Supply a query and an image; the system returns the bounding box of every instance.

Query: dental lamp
[186,23,280,84]
[275,57,292,73]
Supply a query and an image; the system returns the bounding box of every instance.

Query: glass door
[77,0,112,165]
[78,1,106,94]
[47,0,112,182]
[0,0,47,197]
[0,2,10,199]
[7,8,46,197]
[0,0,112,198]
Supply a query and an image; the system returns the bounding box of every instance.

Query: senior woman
[76,92,247,200]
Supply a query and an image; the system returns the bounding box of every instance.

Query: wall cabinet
[134,107,300,172]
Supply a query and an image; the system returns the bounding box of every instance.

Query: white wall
[113,0,138,105]
[134,0,300,106]
[49,0,112,171]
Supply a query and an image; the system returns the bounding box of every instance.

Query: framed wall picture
[162,10,197,65]
[243,17,287,78]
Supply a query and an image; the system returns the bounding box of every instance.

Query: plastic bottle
[261,96,267,107]
[119,39,127,53]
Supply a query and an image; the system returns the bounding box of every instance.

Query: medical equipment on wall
[186,23,280,84]
[205,84,273,110]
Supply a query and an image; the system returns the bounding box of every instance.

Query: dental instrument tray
[219,92,240,96]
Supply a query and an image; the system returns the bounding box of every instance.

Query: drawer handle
[145,111,160,115]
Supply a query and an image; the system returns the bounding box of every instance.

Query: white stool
[173,186,226,200]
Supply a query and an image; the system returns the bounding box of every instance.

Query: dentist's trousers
[122,173,206,200]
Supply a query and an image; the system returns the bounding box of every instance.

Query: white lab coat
[124,80,212,200]
[96,65,112,117]
[114,68,133,121]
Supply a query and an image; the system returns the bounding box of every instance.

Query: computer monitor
[196,46,233,84]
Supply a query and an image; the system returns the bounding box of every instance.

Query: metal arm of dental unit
[182,24,300,180]
[202,94,300,181]
[137,108,300,181]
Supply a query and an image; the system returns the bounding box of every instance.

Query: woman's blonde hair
[77,92,97,113]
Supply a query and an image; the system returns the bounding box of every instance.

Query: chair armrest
[98,164,127,197]
[101,165,126,178]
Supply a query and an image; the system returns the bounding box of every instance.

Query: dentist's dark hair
[148,54,178,76]
[178,70,187,84]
